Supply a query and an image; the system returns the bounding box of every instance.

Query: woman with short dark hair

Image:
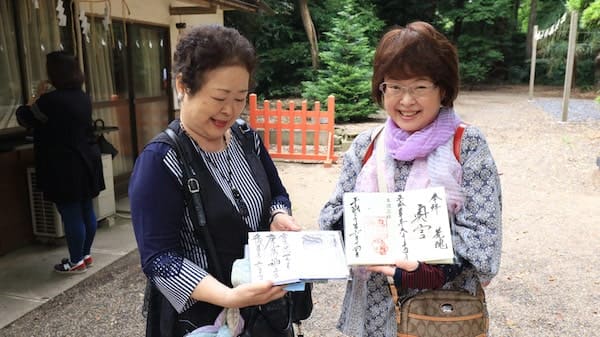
[45,51,85,89]
[129,25,298,336]
[319,21,502,336]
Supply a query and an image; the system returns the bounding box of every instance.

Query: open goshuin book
[343,186,455,265]
[247,230,349,285]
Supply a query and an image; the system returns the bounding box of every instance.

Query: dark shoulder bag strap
[164,127,224,281]
[231,118,255,155]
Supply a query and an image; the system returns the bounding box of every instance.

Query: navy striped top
[129,131,289,313]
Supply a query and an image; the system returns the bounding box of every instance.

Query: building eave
[173,0,273,14]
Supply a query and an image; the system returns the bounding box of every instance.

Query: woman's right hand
[226,280,287,307]
[36,80,50,96]
[27,81,50,105]
[192,275,286,308]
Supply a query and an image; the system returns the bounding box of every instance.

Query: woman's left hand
[270,213,301,231]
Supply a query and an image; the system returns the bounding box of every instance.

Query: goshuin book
[247,230,349,285]
[343,186,455,265]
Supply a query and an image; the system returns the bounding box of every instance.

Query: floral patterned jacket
[318,125,503,337]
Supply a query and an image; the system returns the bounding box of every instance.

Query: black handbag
[291,282,313,322]
[94,119,118,158]
[240,282,313,337]
[240,295,294,337]
[164,124,312,337]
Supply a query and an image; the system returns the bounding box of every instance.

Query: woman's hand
[270,213,301,231]
[367,260,420,276]
[27,81,50,105]
[36,80,50,96]
[225,281,287,307]
[192,275,286,308]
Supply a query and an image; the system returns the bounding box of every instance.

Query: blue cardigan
[129,121,291,316]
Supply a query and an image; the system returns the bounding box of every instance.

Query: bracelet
[268,210,288,223]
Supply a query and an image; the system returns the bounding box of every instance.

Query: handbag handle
[94,118,105,129]
[164,127,224,281]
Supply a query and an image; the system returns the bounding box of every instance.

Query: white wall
[168,1,224,61]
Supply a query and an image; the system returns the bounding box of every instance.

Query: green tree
[371,0,438,27]
[369,0,529,84]
[578,0,600,26]
[302,0,383,122]
[568,0,600,98]
[440,0,524,84]
[531,1,599,89]
[225,2,313,98]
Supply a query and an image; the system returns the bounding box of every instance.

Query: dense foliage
[529,0,600,89]
[301,0,383,121]
[225,2,312,99]
[371,0,529,85]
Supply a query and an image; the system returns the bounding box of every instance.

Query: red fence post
[248,95,337,166]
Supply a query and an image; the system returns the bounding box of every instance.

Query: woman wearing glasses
[318,21,502,336]
[129,25,299,336]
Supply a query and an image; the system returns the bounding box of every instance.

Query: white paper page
[248,231,349,284]
[343,186,454,265]
[295,231,348,281]
[248,231,300,284]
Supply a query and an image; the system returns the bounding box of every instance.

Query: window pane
[111,22,129,100]
[17,0,66,97]
[130,25,168,98]
[84,19,128,102]
[0,0,22,129]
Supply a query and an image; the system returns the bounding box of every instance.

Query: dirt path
[279,87,600,336]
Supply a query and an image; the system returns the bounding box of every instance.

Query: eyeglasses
[379,82,437,98]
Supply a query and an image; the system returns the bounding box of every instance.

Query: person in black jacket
[17,51,105,274]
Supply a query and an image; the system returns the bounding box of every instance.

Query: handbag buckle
[440,303,454,313]
[187,178,200,193]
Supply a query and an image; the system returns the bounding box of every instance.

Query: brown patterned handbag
[389,282,488,337]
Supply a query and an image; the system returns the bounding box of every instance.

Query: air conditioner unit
[26,167,65,238]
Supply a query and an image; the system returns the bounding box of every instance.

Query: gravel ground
[2,86,599,337]
[533,97,600,122]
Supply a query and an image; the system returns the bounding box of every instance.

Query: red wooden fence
[248,94,337,167]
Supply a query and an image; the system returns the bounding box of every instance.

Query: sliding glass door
[129,24,170,155]
[83,18,171,194]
